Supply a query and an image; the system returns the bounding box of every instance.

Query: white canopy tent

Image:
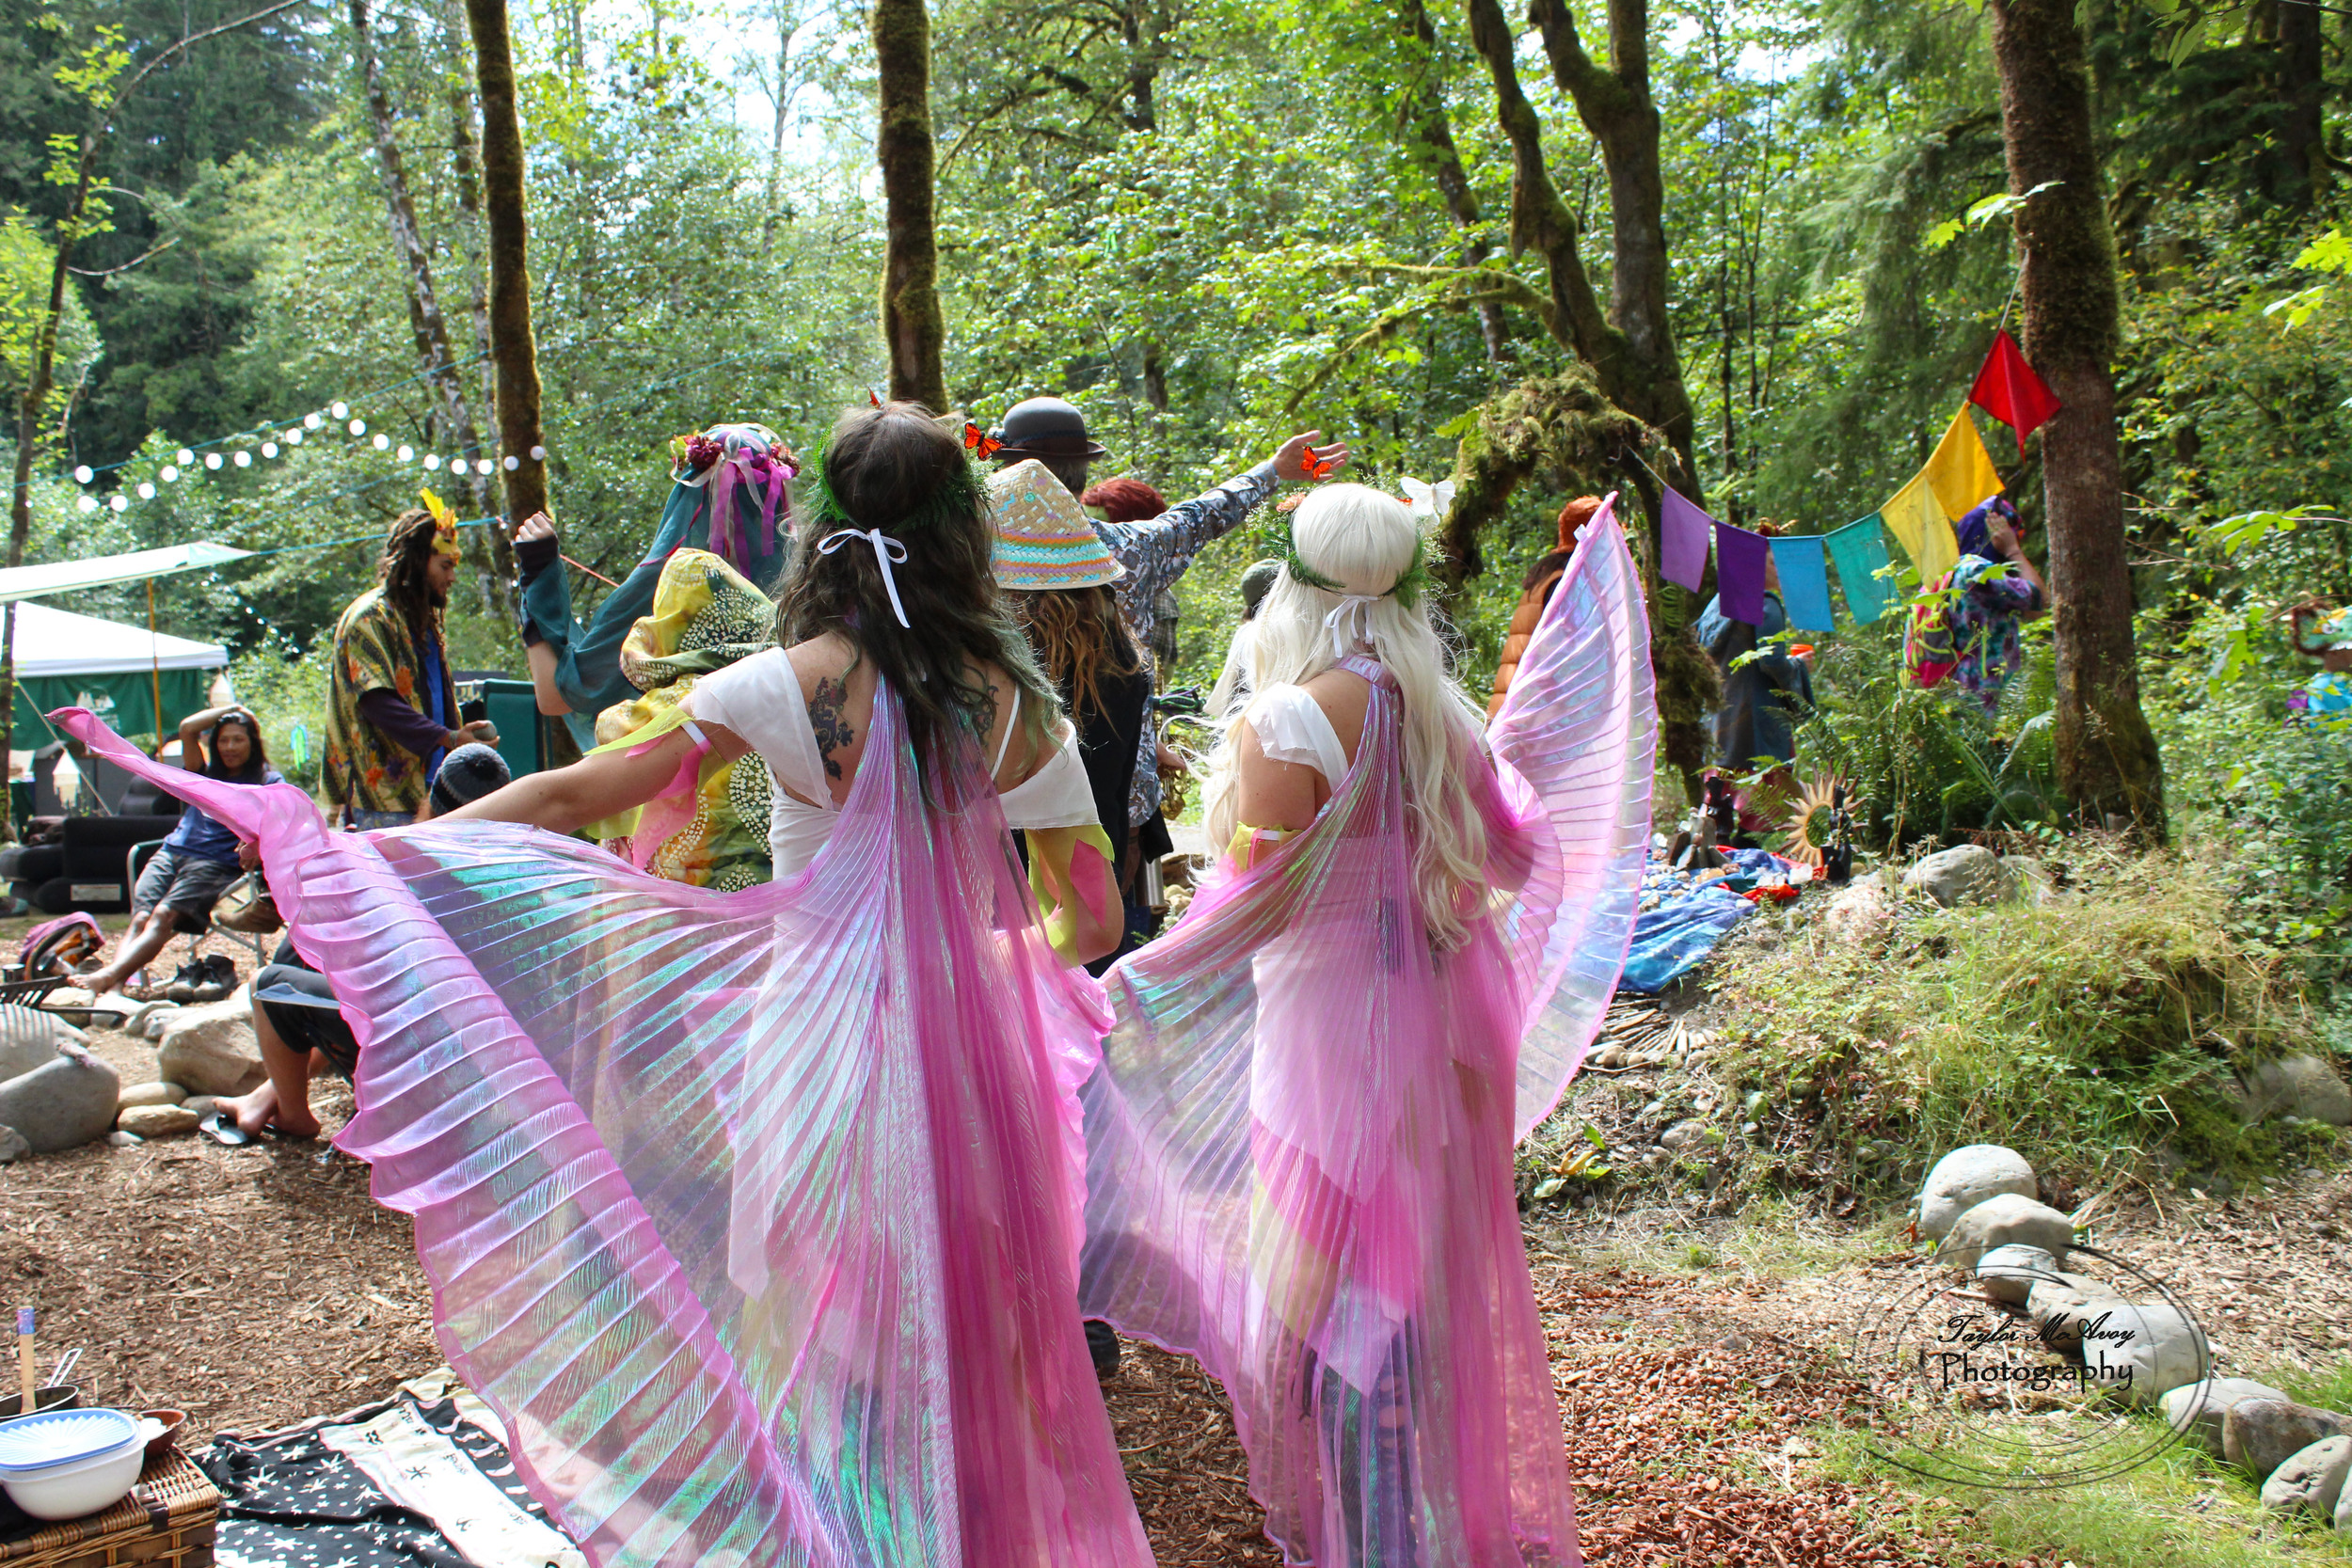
[10,602,229,678]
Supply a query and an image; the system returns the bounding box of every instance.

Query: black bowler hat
[430,742,513,815]
[990,397,1111,461]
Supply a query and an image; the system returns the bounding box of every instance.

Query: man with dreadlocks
[324,493,499,828]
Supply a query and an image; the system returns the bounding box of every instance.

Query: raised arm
[436,720,750,834]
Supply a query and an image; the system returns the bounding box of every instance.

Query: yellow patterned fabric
[586,550,777,889]
[1880,471,1959,585]
[1924,406,2004,522]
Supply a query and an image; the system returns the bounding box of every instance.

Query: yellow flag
[1880,472,1957,584]
[1924,406,2004,521]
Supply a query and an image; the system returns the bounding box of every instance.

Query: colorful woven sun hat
[989,459,1124,591]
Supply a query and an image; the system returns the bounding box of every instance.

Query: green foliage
[1716,846,2333,1195]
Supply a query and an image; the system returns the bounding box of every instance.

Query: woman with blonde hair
[1079,483,1656,1566]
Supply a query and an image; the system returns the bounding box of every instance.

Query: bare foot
[79,965,129,998]
[218,1084,321,1140]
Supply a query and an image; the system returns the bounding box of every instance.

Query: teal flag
[1824,515,1896,624]
[1768,534,1836,631]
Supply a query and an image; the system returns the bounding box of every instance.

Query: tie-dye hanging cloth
[1076,508,1656,1567]
[55,690,1152,1568]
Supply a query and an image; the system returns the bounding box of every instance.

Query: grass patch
[1816,1409,2352,1568]
[1538,1193,1884,1281]
[2256,1354,2352,1415]
[1711,845,2343,1196]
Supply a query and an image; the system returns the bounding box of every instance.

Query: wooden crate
[0,1451,216,1568]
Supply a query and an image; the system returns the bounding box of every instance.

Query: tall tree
[874,0,946,409]
[462,0,548,531]
[350,0,512,601]
[1396,0,1506,362]
[2,0,304,774]
[1987,0,2166,832]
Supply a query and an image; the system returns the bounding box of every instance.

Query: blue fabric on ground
[1617,847,1786,993]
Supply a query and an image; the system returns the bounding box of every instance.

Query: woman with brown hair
[63,402,1148,1566]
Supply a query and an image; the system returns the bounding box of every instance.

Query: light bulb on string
[161,466,179,483]
[204,453,223,470]
[176,448,194,465]
[330,402,349,420]
[137,483,155,499]
[423,454,441,471]
[349,420,366,436]
[371,433,389,451]
[72,465,93,484]
[262,441,278,458]
[396,444,413,462]
[530,445,547,461]
[233,451,252,467]
[304,413,321,431]
[287,427,304,445]
[502,454,519,471]
[477,459,496,476]
[108,495,128,514]
[76,496,97,514]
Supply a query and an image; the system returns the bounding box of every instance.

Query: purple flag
[1661,488,1711,591]
[1714,521,1771,626]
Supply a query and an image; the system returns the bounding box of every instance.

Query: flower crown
[1260,496,1431,612]
[795,436,989,543]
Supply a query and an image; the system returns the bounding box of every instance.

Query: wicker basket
[0,1451,217,1568]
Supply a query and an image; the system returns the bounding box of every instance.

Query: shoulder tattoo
[810,674,853,780]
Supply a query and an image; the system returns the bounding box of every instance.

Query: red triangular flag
[1968,330,2062,458]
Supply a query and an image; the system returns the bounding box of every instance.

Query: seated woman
[84,705,279,999]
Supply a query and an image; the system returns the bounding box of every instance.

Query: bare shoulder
[1299,665,1374,727]
[784,633,855,696]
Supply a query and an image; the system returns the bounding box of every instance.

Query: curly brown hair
[379,508,446,635]
[1007,584,1140,721]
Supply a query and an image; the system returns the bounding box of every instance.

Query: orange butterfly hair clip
[962,421,1002,459]
[1299,446,1337,480]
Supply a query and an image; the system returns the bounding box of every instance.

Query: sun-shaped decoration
[1775,772,1851,868]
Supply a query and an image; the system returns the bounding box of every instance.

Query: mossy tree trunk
[354,0,513,604]
[874,0,947,410]
[463,0,549,531]
[1397,0,1506,362]
[1988,0,2166,836]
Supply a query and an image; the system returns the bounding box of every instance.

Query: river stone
[2161,1377,2292,1456]
[0,1006,87,1081]
[0,1127,27,1164]
[1999,855,2054,905]
[115,1103,199,1138]
[1821,876,1894,943]
[1941,1192,2074,1273]
[1975,1243,2060,1307]
[0,1039,119,1153]
[2080,1301,2210,1406]
[1661,1119,1715,1155]
[155,990,262,1098]
[1903,845,2006,908]
[2238,1054,2352,1127]
[2222,1400,2352,1481]
[2260,1435,2352,1519]
[116,1081,186,1110]
[2026,1275,2124,1354]
[1918,1145,2039,1242]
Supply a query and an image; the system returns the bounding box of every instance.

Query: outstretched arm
[435,720,750,834]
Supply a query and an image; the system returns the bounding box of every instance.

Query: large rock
[1940,1192,2074,1273]
[1917,1145,2039,1242]
[2161,1377,2292,1456]
[155,990,262,1098]
[2260,1435,2351,1520]
[1975,1243,2059,1307]
[2238,1054,2352,1127]
[1903,846,2006,908]
[2026,1275,2123,1354]
[0,1039,120,1153]
[2079,1301,2210,1406]
[1999,856,2055,905]
[0,1127,28,1164]
[2222,1400,2352,1481]
[1821,876,1894,943]
[0,1006,87,1081]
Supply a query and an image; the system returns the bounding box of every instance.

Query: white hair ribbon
[1399,476,1455,520]
[818,528,912,627]
[1323,594,1380,657]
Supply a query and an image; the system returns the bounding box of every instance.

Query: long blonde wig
[1203,483,1493,947]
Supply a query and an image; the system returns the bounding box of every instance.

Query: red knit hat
[1081,477,1168,523]
[1557,496,1602,550]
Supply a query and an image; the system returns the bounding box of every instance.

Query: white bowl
[1,1433,143,1520]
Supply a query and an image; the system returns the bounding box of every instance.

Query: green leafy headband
[796,435,990,543]
[1263,504,1430,613]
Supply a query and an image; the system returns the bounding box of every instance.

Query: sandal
[197,1110,252,1148]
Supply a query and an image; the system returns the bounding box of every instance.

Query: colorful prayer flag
[1770,534,1836,631]
[1879,471,1958,584]
[1661,487,1710,592]
[1714,520,1771,626]
[1968,330,2062,458]
[1924,406,2004,522]
[1823,517,1896,624]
